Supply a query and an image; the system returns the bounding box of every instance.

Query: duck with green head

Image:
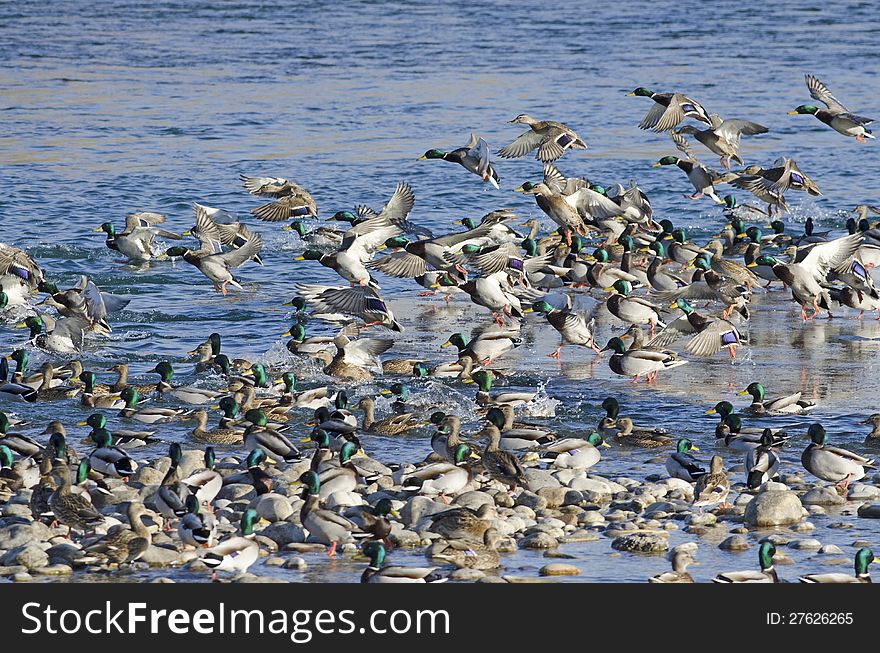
[539,431,607,470]
[737,381,816,416]
[181,446,223,509]
[465,369,535,407]
[524,299,600,358]
[802,423,875,493]
[244,408,301,464]
[198,508,265,580]
[663,297,742,359]
[150,361,224,405]
[88,428,138,479]
[604,279,665,337]
[298,470,367,557]
[274,372,331,411]
[283,322,336,356]
[800,547,878,583]
[119,386,187,424]
[164,227,263,296]
[418,133,500,189]
[601,336,686,384]
[441,330,521,365]
[358,540,445,583]
[281,219,343,248]
[666,439,705,482]
[714,541,779,583]
[627,87,711,132]
[789,74,874,143]
[178,493,216,548]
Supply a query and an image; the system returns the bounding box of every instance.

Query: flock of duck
[1,74,880,584]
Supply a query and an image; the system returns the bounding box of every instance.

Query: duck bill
[736,390,749,396]
[440,340,453,347]
[704,408,717,415]
[625,92,635,97]
[650,162,662,167]
[787,110,798,115]
[281,331,292,337]
[522,308,534,313]
[512,186,525,192]
[417,155,427,161]
[600,441,611,448]
[390,509,401,518]
[75,420,88,427]
[293,255,305,261]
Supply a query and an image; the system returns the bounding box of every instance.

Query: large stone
[848,483,880,501]
[140,545,186,565]
[0,523,47,549]
[801,487,846,506]
[452,491,494,511]
[611,532,668,553]
[515,491,548,511]
[744,485,804,527]
[518,531,558,549]
[217,483,257,502]
[178,450,208,478]
[856,503,880,519]
[539,563,580,576]
[523,469,561,491]
[131,466,166,486]
[719,535,750,551]
[261,522,307,546]
[1,544,49,570]
[249,493,293,522]
[536,487,570,508]
[401,495,446,528]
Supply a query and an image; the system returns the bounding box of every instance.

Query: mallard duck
[750,234,861,321]
[358,541,445,583]
[282,220,344,248]
[352,498,400,548]
[178,494,216,548]
[357,396,419,436]
[601,336,687,384]
[316,440,365,499]
[0,414,41,458]
[861,414,880,443]
[240,174,317,221]
[427,504,494,542]
[119,387,187,424]
[97,212,182,262]
[78,413,158,449]
[497,114,586,163]
[605,280,665,334]
[244,408,301,463]
[20,314,87,354]
[37,275,130,335]
[737,382,815,416]
[650,297,743,359]
[611,417,673,448]
[702,240,759,287]
[153,443,189,529]
[150,361,224,405]
[666,439,705,482]
[627,87,710,132]
[466,370,535,408]
[692,455,730,509]
[800,548,877,583]
[83,502,151,565]
[181,447,223,509]
[188,409,243,445]
[540,431,607,469]
[187,203,264,266]
[88,429,138,479]
[47,436,104,536]
[715,416,789,453]
[481,426,526,490]
[789,74,874,142]
[483,406,554,450]
[30,454,56,522]
[0,355,37,403]
[0,444,24,496]
[745,430,782,489]
[272,373,331,411]
[441,328,521,365]
[714,542,779,583]
[674,113,768,169]
[0,243,44,307]
[298,470,367,556]
[297,284,403,332]
[801,423,875,492]
[80,371,124,409]
[107,363,154,396]
[402,444,475,499]
[419,133,499,188]
[283,323,336,358]
[430,527,501,570]
[199,508,265,580]
[320,332,392,382]
[164,231,263,296]
[652,133,723,204]
[649,548,696,583]
[525,299,600,358]
[245,448,274,495]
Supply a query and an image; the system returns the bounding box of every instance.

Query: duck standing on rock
[801,423,875,493]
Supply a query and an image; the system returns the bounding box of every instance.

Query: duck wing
[805,74,849,114]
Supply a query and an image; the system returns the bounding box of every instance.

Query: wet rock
[744,484,804,527]
[46,543,87,566]
[217,483,256,502]
[283,543,327,553]
[523,469,561,491]
[559,530,599,544]
[515,491,548,511]
[790,538,822,550]
[761,534,791,546]
[611,532,668,553]
[140,545,186,565]
[853,539,872,548]
[261,522,307,546]
[264,556,285,567]
[131,466,165,486]
[453,491,494,511]
[477,575,507,583]
[249,493,293,522]
[1,544,48,570]
[856,504,880,519]
[518,532,558,549]
[687,513,717,526]
[791,521,815,532]
[848,483,880,501]
[0,523,48,549]
[0,564,27,576]
[284,557,307,570]
[819,544,843,555]
[539,563,580,576]
[401,496,446,528]
[567,477,616,495]
[390,529,421,548]
[801,487,846,506]
[537,487,570,508]
[719,535,750,551]
[13,572,33,582]
[449,568,485,581]
[492,491,515,508]
[253,535,279,553]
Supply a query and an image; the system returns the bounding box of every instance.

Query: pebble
[801,487,846,506]
[449,568,485,581]
[283,557,307,570]
[856,504,880,519]
[249,494,293,522]
[515,491,548,511]
[819,544,843,555]
[539,563,580,576]
[518,532,559,549]
[791,521,815,532]
[790,538,822,550]
[264,556,285,567]
[847,483,880,501]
